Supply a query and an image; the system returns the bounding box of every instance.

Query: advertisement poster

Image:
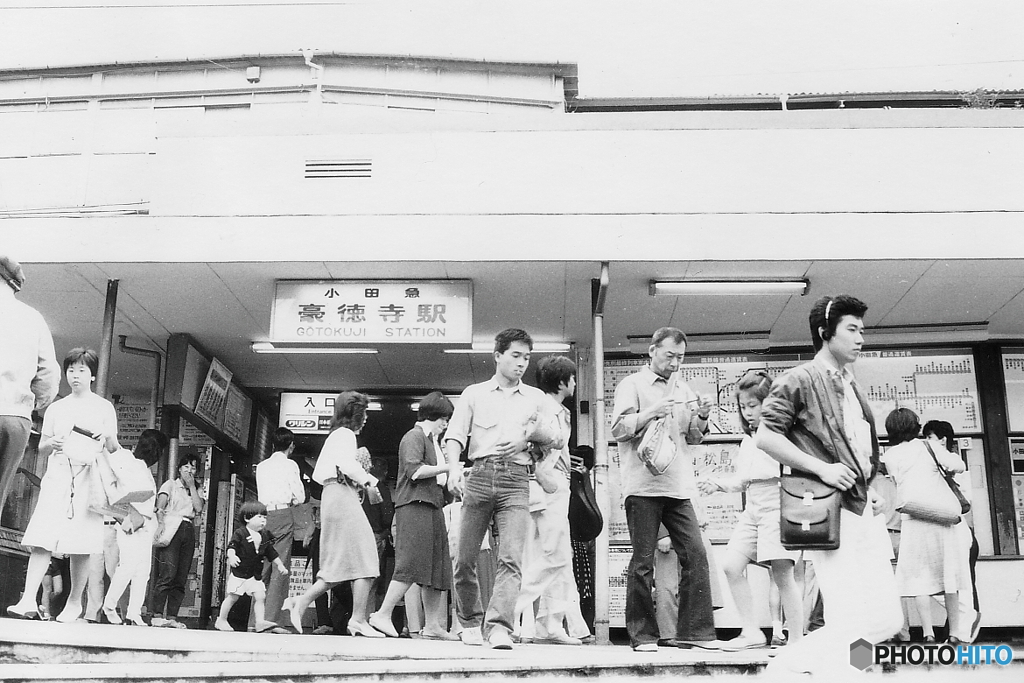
[194,357,232,425]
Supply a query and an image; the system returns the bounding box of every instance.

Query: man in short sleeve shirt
[610,327,720,652]
[443,328,560,650]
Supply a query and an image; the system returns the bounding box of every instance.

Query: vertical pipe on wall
[95,279,119,399]
[592,262,610,644]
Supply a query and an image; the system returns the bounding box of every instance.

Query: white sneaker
[487,629,514,650]
[633,642,658,652]
[460,627,484,646]
[150,617,170,627]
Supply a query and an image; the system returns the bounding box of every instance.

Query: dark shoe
[673,639,728,650]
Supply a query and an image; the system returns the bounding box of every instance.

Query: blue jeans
[455,457,530,638]
[625,495,715,647]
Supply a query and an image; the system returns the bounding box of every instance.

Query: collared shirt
[445,377,550,466]
[536,393,572,476]
[610,366,707,499]
[256,451,305,509]
[311,427,377,488]
[0,295,59,419]
[759,356,880,515]
[159,477,202,520]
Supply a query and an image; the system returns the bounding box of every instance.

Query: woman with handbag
[286,391,385,637]
[149,451,204,628]
[881,408,967,644]
[7,348,120,623]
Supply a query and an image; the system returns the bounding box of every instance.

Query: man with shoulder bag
[755,295,903,675]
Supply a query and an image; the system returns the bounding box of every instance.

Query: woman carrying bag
[881,408,967,644]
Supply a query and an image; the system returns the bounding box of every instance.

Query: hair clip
[825,299,833,325]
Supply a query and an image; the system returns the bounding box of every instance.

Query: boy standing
[215,501,289,632]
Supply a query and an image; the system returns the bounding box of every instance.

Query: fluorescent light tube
[650,280,807,296]
[251,342,378,354]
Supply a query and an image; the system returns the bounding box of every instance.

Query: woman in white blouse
[286,391,385,636]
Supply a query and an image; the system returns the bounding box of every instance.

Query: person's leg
[421,587,449,635]
[373,579,412,622]
[0,417,31,516]
[150,523,183,620]
[481,464,529,642]
[767,509,903,676]
[289,578,334,633]
[216,593,240,630]
[406,583,424,634]
[654,545,679,642]
[624,495,662,648]
[9,547,51,615]
[915,595,935,640]
[125,530,155,622]
[662,498,716,642]
[83,552,105,621]
[722,549,759,636]
[944,592,960,641]
[40,574,54,620]
[166,522,195,620]
[770,559,803,644]
[56,553,91,621]
[103,531,136,621]
[251,585,268,625]
[349,577,377,631]
[262,508,294,626]
[454,464,494,632]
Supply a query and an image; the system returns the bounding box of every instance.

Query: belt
[265,504,293,512]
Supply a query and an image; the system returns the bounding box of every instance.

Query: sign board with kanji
[270,280,472,344]
[279,392,338,434]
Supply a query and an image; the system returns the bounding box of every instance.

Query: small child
[215,501,289,632]
[698,370,803,651]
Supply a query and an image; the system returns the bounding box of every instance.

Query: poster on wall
[1002,352,1024,433]
[115,399,151,451]
[607,442,743,544]
[194,358,232,425]
[607,545,632,628]
[603,348,981,440]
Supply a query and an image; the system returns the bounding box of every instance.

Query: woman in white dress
[7,348,119,622]
[881,408,966,644]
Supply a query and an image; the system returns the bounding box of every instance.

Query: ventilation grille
[305,159,372,179]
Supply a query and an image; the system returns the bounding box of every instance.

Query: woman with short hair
[369,391,456,639]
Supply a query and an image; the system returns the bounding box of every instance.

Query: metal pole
[95,279,119,398]
[592,262,611,644]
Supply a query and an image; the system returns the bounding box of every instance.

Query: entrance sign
[271,280,472,343]
[279,392,337,434]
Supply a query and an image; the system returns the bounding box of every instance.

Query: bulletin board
[1002,351,1024,433]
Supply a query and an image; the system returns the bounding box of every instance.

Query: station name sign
[271,280,472,343]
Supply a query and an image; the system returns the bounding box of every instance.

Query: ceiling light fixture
[865,322,990,345]
[251,342,378,354]
[628,331,771,355]
[443,341,572,354]
[649,280,808,296]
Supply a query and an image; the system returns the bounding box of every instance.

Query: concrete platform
[1,619,1022,682]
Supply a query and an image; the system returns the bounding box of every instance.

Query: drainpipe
[95,279,119,399]
[592,262,610,644]
[119,335,163,430]
[302,49,324,105]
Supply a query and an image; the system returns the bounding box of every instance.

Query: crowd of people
[1,252,981,674]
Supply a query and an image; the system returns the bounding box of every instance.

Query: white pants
[515,481,589,639]
[768,507,904,675]
[103,524,155,620]
[953,521,978,642]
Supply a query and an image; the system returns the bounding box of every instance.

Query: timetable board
[1002,352,1024,433]
[603,348,981,439]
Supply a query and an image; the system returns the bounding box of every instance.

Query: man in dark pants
[610,327,721,653]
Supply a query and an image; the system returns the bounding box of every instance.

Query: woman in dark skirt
[369,391,456,639]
